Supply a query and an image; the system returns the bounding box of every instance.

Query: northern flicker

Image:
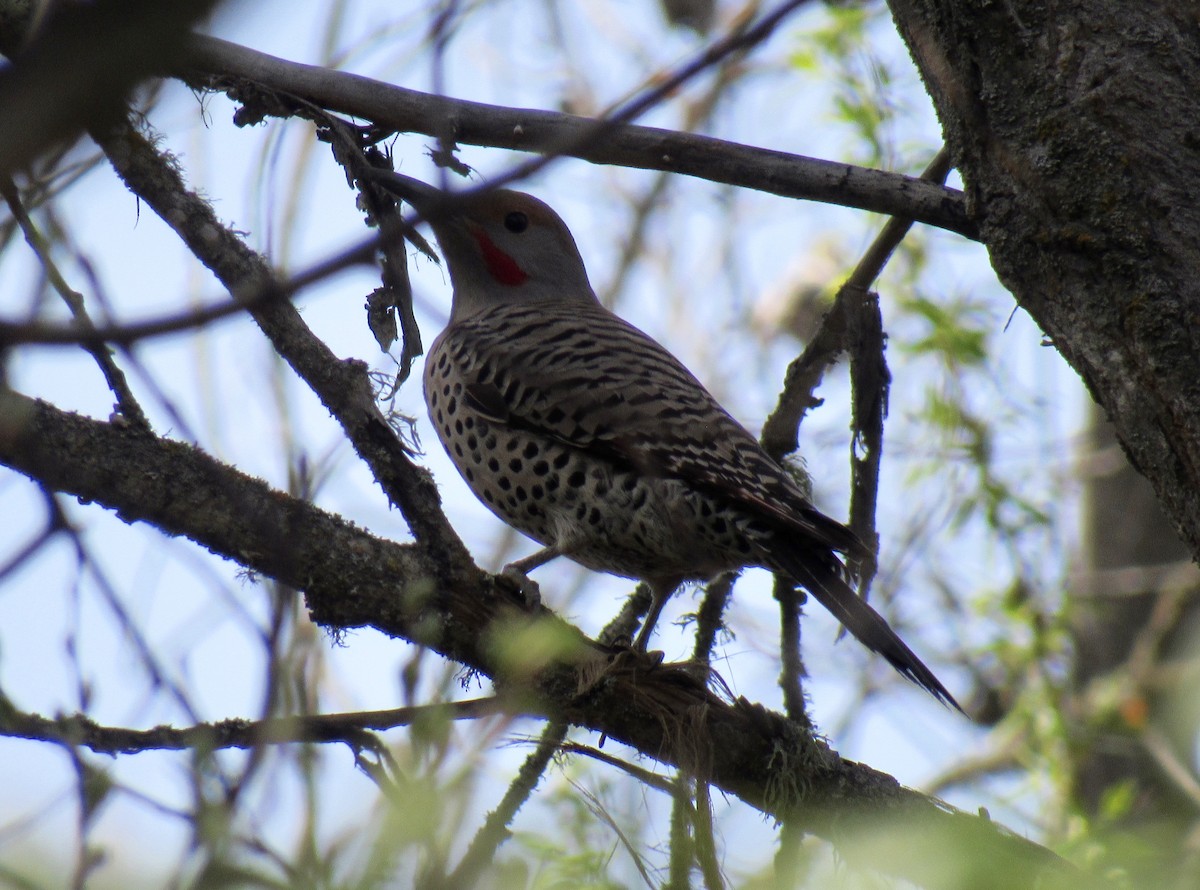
[369,170,957,708]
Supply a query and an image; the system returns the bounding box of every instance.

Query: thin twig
[0,227,381,347]
[313,109,424,382]
[1142,726,1200,812]
[601,582,655,646]
[0,697,507,755]
[693,572,737,666]
[845,286,887,592]
[668,778,695,889]
[761,146,954,460]
[0,493,68,584]
[692,781,725,890]
[556,742,679,795]
[444,720,568,888]
[0,175,149,428]
[774,574,810,724]
[774,819,807,888]
[764,147,953,707]
[568,779,658,889]
[599,2,764,308]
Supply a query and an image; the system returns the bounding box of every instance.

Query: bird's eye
[503,211,529,233]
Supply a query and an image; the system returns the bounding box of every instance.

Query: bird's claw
[607,635,665,666]
[498,564,541,609]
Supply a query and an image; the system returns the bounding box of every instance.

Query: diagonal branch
[0,174,149,430]
[92,115,467,570]
[446,721,569,889]
[0,388,1072,889]
[178,36,976,240]
[761,147,954,462]
[0,697,507,755]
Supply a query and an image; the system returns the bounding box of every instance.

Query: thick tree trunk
[889,0,1200,845]
[887,1,1200,558]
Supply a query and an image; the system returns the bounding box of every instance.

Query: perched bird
[369,170,957,708]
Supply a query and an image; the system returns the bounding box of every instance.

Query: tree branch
[0,173,149,429]
[176,34,977,240]
[0,696,506,755]
[0,388,1071,888]
[93,115,468,571]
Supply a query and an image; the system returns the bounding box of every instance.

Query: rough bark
[888,0,1200,849]
[887,1,1200,559]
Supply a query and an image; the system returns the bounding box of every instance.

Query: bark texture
[888,0,1200,843]
[888,1,1200,556]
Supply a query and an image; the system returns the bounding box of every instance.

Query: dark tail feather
[778,553,962,712]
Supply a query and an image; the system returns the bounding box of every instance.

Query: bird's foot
[498,564,541,609]
[642,648,666,667]
[607,635,666,666]
[631,623,656,654]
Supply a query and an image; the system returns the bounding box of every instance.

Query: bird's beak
[361,168,445,215]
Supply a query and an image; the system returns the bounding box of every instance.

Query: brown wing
[437,300,865,558]
[435,300,957,708]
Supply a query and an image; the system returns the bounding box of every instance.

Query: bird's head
[367,171,599,321]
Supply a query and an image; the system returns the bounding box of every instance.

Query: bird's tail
[774,550,961,711]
